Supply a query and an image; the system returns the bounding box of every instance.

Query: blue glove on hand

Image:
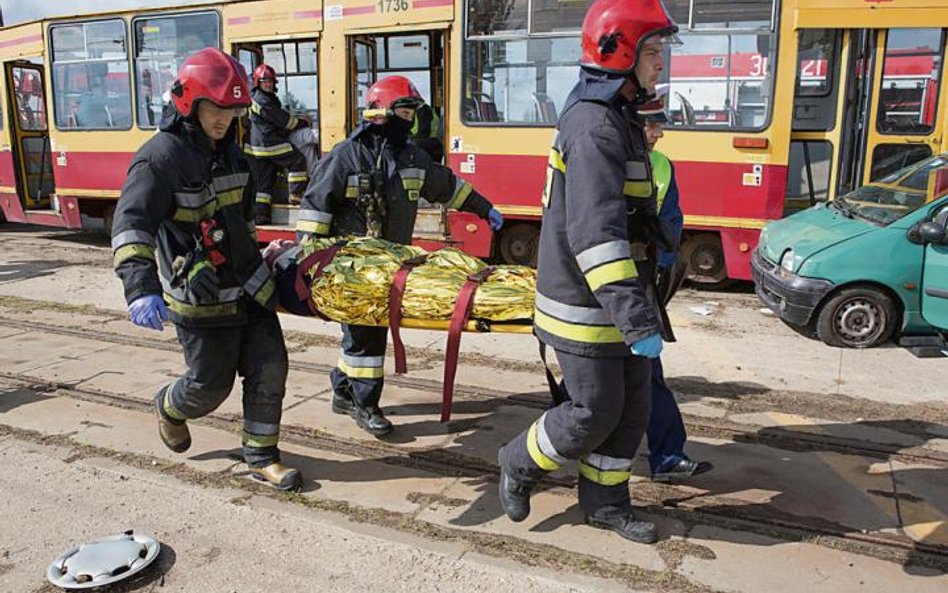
[631,333,663,359]
[129,294,168,331]
[487,208,504,231]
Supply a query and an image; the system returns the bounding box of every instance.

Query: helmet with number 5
[171,47,251,117]
[581,0,679,76]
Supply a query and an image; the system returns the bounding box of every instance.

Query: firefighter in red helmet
[112,47,302,491]
[498,0,680,544]
[296,75,503,437]
[247,63,320,224]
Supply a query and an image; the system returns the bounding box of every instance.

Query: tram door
[787,28,948,214]
[4,62,55,208]
[345,30,446,156]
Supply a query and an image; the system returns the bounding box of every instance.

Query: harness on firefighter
[358,141,389,238]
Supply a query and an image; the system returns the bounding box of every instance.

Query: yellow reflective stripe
[286,115,299,130]
[578,461,631,486]
[251,278,275,307]
[548,147,565,173]
[172,189,243,222]
[250,101,263,115]
[187,259,214,282]
[585,259,638,292]
[623,180,653,197]
[402,178,424,191]
[256,193,272,204]
[345,187,359,198]
[449,182,473,209]
[113,243,154,268]
[161,385,187,421]
[338,359,384,379]
[533,309,624,344]
[217,188,243,208]
[242,430,279,448]
[164,294,239,318]
[527,421,560,471]
[246,144,294,157]
[296,219,330,235]
[287,173,308,182]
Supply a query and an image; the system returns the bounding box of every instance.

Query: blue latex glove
[487,208,504,231]
[129,294,168,331]
[631,333,663,359]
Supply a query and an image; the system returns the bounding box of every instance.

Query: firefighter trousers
[159,304,289,468]
[500,349,652,516]
[330,323,387,408]
[254,128,321,205]
[647,357,688,474]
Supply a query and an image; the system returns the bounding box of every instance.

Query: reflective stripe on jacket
[247,87,298,158]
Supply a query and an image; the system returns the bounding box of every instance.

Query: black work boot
[154,391,191,453]
[250,462,303,492]
[331,388,355,415]
[352,405,393,437]
[497,450,533,522]
[585,508,658,544]
[652,459,714,483]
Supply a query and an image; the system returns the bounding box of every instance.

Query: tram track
[2,315,947,469]
[1,370,947,569]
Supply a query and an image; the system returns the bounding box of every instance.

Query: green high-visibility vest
[411,105,441,138]
[650,150,672,211]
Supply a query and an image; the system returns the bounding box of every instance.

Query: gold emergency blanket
[299,236,535,327]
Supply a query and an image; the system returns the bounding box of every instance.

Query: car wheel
[815,287,898,348]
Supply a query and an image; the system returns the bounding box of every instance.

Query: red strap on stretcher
[294,243,344,320]
[441,266,495,422]
[388,255,429,374]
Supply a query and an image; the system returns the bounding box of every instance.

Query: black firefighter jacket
[247,87,300,158]
[112,107,276,328]
[295,123,492,244]
[533,71,661,358]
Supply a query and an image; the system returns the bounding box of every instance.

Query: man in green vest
[640,84,712,482]
[411,101,443,162]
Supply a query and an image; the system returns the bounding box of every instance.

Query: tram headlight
[778,249,795,277]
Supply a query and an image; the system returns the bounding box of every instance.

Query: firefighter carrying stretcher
[295,75,504,437]
[247,63,320,225]
[112,48,302,491]
[497,0,681,544]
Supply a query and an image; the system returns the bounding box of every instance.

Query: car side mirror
[908,221,948,245]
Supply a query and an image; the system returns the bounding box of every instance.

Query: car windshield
[838,155,948,225]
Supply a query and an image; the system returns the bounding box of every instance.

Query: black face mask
[382,116,414,147]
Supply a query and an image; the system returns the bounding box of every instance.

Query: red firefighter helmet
[363,75,424,122]
[170,47,251,117]
[581,0,679,76]
[252,63,277,87]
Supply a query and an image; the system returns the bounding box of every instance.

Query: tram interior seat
[532,92,557,123]
[474,93,499,122]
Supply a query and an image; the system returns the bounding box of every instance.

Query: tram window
[795,30,839,98]
[261,42,319,124]
[467,0,527,37]
[877,28,946,136]
[12,67,48,131]
[870,144,933,182]
[786,141,832,206]
[665,30,776,130]
[50,20,132,131]
[377,36,432,100]
[133,11,220,129]
[463,37,580,125]
[691,0,774,30]
[529,0,587,35]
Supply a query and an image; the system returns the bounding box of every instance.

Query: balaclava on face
[382,115,414,147]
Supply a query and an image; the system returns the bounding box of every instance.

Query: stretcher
[267,237,535,421]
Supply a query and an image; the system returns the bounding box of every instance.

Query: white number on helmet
[233,85,243,98]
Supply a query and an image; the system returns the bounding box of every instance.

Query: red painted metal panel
[53,151,135,191]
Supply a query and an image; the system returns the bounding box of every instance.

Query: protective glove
[487,208,504,231]
[187,260,220,305]
[630,333,663,359]
[128,294,168,331]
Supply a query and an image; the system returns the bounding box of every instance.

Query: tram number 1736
[378,0,410,13]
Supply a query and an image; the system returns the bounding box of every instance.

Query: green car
[753,154,948,348]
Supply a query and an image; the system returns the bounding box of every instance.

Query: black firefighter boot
[250,462,303,492]
[352,404,393,437]
[153,391,191,453]
[497,450,534,522]
[585,508,658,544]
